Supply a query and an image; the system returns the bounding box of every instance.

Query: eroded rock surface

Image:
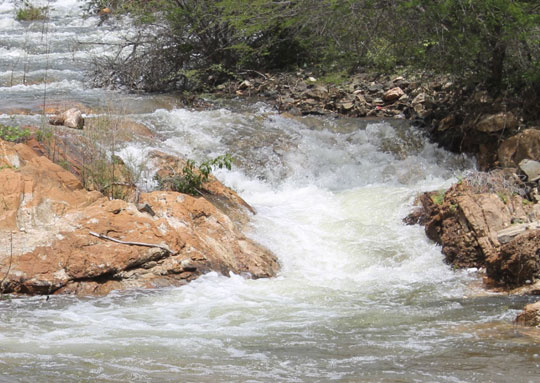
[406,178,540,287]
[0,139,278,296]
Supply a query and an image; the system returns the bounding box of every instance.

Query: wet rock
[515,300,540,327]
[475,112,517,133]
[486,230,540,286]
[0,139,278,296]
[406,180,535,270]
[498,129,540,167]
[119,119,155,139]
[49,108,85,129]
[98,7,111,16]
[407,175,540,288]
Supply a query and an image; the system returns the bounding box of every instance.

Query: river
[1,1,539,382]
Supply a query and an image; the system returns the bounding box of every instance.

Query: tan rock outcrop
[406,178,540,287]
[0,139,279,296]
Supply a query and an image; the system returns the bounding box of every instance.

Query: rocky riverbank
[2,67,540,325]
[405,172,540,326]
[216,71,537,171]
[212,71,540,327]
[0,137,279,296]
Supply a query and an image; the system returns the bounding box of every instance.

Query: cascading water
[1,1,539,382]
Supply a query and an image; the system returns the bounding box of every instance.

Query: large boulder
[407,182,515,268]
[498,129,540,167]
[49,108,84,129]
[406,177,540,286]
[0,139,279,296]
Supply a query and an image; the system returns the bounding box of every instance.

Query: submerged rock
[0,139,278,296]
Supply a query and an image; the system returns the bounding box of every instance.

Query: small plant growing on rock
[80,113,135,200]
[155,154,233,196]
[15,1,48,21]
[0,124,31,143]
[431,189,446,205]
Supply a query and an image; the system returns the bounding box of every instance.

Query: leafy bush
[88,0,539,111]
[155,154,233,196]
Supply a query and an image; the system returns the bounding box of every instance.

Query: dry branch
[89,231,177,255]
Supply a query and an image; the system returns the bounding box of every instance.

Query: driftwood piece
[89,231,177,255]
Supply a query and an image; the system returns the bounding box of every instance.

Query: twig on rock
[89,231,177,255]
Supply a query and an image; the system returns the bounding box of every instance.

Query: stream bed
[1,1,539,382]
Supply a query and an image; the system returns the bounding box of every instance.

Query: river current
[1,1,539,382]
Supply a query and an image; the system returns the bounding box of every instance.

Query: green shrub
[16,2,48,21]
[0,124,31,143]
[155,154,233,196]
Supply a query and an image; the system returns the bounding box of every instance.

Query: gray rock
[520,159,540,182]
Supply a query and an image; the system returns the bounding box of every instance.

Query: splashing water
[1,1,539,382]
